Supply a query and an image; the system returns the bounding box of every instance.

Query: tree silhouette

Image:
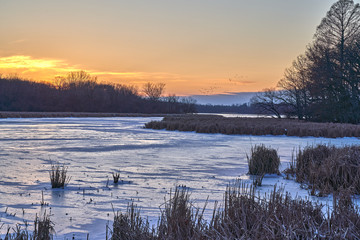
[142,82,166,101]
[262,0,360,123]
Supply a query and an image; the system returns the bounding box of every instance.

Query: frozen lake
[0,117,359,239]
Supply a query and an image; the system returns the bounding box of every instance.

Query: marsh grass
[247,145,280,176]
[157,187,207,239]
[4,183,360,239]
[209,183,325,239]
[145,115,360,138]
[110,202,154,240]
[109,182,360,239]
[49,163,71,188]
[293,145,360,195]
[33,212,54,240]
[3,212,54,240]
[283,150,296,179]
[112,172,120,184]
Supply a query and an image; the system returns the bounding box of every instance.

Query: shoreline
[0,111,174,119]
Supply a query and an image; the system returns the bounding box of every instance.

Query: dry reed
[112,172,120,184]
[108,182,360,239]
[247,145,280,175]
[3,212,54,240]
[110,202,154,240]
[3,183,360,239]
[145,115,360,138]
[293,145,360,195]
[49,163,71,188]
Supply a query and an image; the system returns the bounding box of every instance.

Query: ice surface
[0,117,359,239]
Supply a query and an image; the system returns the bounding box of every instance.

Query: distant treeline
[195,103,259,114]
[0,72,196,114]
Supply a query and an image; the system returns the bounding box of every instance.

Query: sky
[0,0,337,96]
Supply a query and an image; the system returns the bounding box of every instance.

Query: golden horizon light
[0,55,259,96]
[0,1,337,96]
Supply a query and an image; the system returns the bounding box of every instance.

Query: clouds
[0,55,202,94]
[0,55,263,96]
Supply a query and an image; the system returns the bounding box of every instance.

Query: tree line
[196,103,257,114]
[252,0,360,123]
[0,71,196,114]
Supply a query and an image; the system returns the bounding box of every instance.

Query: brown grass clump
[294,145,360,195]
[33,212,54,240]
[112,172,121,184]
[157,187,207,239]
[110,202,154,240]
[247,145,280,176]
[295,145,333,184]
[145,114,360,138]
[327,190,360,239]
[3,212,54,240]
[209,183,324,239]
[49,163,71,188]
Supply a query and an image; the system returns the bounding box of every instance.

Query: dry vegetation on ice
[145,115,360,138]
[1,117,360,239]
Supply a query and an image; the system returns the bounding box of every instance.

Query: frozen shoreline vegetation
[145,115,360,138]
[1,117,360,239]
[4,184,360,239]
[0,111,171,119]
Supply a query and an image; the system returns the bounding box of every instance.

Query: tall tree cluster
[253,0,360,123]
[0,71,197,114]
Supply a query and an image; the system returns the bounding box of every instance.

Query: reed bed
[293,145,360,196]
[145,115,360,138]
[109,183,360,240]
[3,184,360,239]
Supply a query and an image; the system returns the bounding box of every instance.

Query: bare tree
[165,94,180,113]
[277,55,311,119]
[142,82,166,101]
[315,0,360,61]
[272,0,360,122]
[311,0,360,122]
[54,71,97,90]
[250,88,283,118]
[181,97,197,113]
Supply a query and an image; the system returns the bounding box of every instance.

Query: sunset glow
[0,0,337,96]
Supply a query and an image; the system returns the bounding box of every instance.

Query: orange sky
[0,0,337,96]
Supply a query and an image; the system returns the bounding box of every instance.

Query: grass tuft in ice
[157,187,207,239]
[112,171,121,184]
[247,144,280,176]
[3,212,54,240]
[49,163,71,188]
[33,212,54,240]
[110,202,154,240]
